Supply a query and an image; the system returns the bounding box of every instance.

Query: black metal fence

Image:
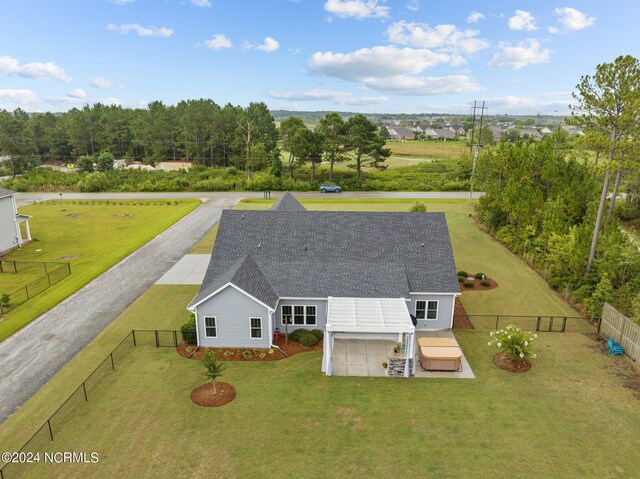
[0,261,71,315]
[457,314,599,333]
[0,329,178,478]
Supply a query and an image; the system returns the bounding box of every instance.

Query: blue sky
[0,0,637,114]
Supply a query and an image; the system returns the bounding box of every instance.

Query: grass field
[386,140,467,159]
[0,261,53,295]
[0,199,200,341]
[2,198,626,478]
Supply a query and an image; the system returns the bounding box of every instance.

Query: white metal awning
[325,297,415,334]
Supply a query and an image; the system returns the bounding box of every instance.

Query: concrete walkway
[155,254,211,285]
[0,197,238,423]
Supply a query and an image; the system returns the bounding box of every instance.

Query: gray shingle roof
[190,206,460,308]
[270,192,306,211]
[0,187,16,199]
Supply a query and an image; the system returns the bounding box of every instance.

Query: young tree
[570,55,640,273]
[316,113,346,181]
[96,152,115,172]
[201,350,225,396]
[290,128,324,183]
[279,116,306,178]
[344,114,390,179]
[76,156,95,173]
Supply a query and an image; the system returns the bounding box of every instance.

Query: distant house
[125,161,155,171]
[561,125,585,136]
[433,128,456,141]
[0,188,32,256]
[455,127,466,137]
[113,159,127,169]
[519,128,543,141]
[157,161,192,172]
[539,127,552,136]
[388,127,415,141]
[423,128,439,139]
[187,193,460,378]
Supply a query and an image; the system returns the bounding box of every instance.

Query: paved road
[0,197,237,423]
[15,191,482,207]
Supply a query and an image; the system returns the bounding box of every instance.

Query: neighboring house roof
[433,128,456,140]
[270,192,306,211]
[190,206,460,309]
[0,187,16,199]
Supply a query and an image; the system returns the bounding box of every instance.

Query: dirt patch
[453,298,474,330]
[66,214,81,218]
[585,333,640,399]
[459,277,498,291]
[177,337,322,362]
[58,255,77,260]
[114,214,134,217]
[493,351,532,373]
[190,382,236,407]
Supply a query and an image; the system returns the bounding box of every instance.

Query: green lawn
[0,199,200,340]
[2,198,624,478]
[189,223,219,254]
[0,261,52,295]
[386,140,467,159]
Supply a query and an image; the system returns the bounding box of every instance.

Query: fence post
[549,317,554,332]
[132,330,137,347]
[562,317,567,333]
[44,262,49,274]
[173,330,178,348]
[155,330,159,348]
[47,419,54,441]
[597,318,602,334]
[68,263,72,275]
[495,315,499,330]
[47,273,51,287]
[25,285,30,300]
[536,316,541,332]
[82,382,88,401]
[110,352,115,370]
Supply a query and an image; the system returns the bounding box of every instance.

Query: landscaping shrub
[457,270,468,277]
[488,325,537,360]
[180,314,197,344]
[289,329,306,342]
[242,350,252,359]
[409,201,427,212]
[463,281,474,288]
[457,275,465,283]
[480,280,491,287]
[310,329,324,340]
[299,331,319,347]
[475,272,485,279]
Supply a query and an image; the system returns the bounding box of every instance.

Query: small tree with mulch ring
[202,350,225,396]
[488,325,537,372]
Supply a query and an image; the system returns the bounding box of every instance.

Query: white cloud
[324,0,389,19]
[0,55,72,82]
[204,34,233,50]
[548,26,559,34]
[309,45,481,95]
[0,89,38,104]
[487,39,551,69]
[487,92,575,113]
[246,37,280,52]
[107,23,174,37]
[467,11,484,24]
[90,77,115,89]
[554,7,595,31]
[508,10,538,31]
[406,1,419,12]
[386,21,489,54]
[191,0,212,6]
[309,45,452,80]
[268,89,388,105]
[68,88,87,99]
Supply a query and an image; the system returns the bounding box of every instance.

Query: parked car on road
[320,183,341,193]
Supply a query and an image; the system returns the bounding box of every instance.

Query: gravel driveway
[0,197,237,423]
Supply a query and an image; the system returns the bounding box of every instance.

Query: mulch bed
[459,277,498,291]
[453,298,475,330]
[493,351,532,373]
[191,382,236,407]
[177,337,322,362]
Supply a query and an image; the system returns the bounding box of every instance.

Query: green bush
[289,329,306,342]
[457,275,465,283]
[180,314,197,344]
[457,270,468,277]
[310,329,324,341]
[475,272,485,279]
[480,280,490,287]
[242,350,252,359]
[299,331,319,347]
[463,281,474,288]
[488,325,537,360]
[409,201,427,212]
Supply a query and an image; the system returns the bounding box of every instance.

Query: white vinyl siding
[282,304,317,326]
[408,294,455,330]
[204,317,217,337]
[250,317,262,339]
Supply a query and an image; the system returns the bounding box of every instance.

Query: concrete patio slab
[155,254,211,285]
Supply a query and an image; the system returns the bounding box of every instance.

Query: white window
[306,306,316,325]
[204,316,217,337]
[416,301,438,320]
[281,304,317,325]
[250,317,262,339]
[282,305,292,325]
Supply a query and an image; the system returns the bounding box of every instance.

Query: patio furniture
[607,338,624,356]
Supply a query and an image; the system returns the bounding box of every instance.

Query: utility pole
[468,101,477,155]
[469,101,487,204]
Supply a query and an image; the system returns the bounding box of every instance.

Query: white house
[0,188,32,256]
